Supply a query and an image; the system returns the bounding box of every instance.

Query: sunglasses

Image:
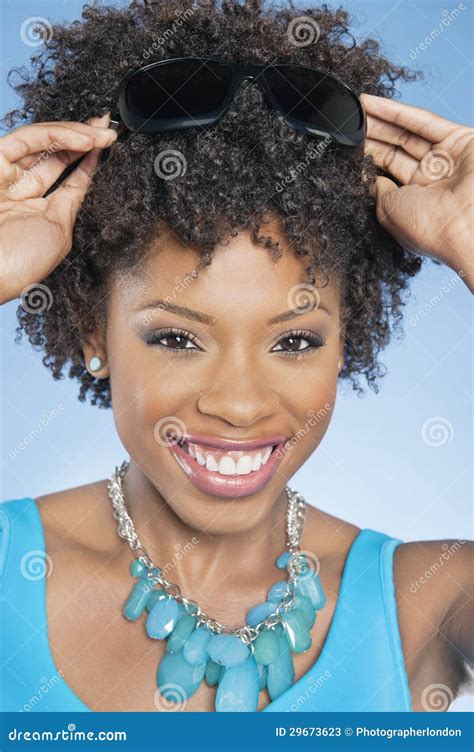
[108,56,366,147]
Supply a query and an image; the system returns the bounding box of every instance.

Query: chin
[167,488,280,535]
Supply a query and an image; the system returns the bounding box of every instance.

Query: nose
[196,353,279,428]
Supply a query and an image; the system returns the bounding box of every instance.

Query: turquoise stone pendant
[216,655,260,711]
[157,650,206,702]
[146,596,182,639]
[267,624,295,700]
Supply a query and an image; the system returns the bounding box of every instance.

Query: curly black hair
[3,0,425,408]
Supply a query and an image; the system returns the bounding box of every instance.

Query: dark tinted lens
[124,59,233,122]
[265,66,362,138]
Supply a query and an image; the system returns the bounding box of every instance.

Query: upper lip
[176,434,287,452]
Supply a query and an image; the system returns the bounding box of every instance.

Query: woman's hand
[362,94,473,293]
[0,114,117,305]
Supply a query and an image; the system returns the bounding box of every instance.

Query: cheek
[109,343,196,447]
[276,354,339,465]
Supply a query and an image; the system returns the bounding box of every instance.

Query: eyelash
[144,327,326,358]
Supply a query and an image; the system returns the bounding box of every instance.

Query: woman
[0,0,472,713]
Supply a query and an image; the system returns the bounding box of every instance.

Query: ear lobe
[81,330,109,378]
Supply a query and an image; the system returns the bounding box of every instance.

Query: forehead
[108,218,340,320]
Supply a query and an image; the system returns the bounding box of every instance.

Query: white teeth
[261,447,272,464]
[218,456,236,475]
[181,441,276,476]
[205,454,219,471]
[251,452,262,471]
[236,455,253,475]
[195,450,206,466]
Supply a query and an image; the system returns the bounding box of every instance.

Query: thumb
[47,146,102,223]
[372,175,400,231]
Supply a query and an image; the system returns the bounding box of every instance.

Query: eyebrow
[136,299,332,324]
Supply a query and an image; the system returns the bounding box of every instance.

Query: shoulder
[393,538,473,622]
[35,479,116,555]
[302,503,362,568]
[393,538,473,676]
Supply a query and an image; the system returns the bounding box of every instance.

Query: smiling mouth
[175,437,279,477]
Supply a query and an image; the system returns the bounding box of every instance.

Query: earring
[89,356,103,372]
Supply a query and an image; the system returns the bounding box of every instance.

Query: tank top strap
[0,497,66,711]
[330,527,412,711]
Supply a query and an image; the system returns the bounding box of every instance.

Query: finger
[365,138,420,184]
[371,176,407,246]
[0,122,117,164]
[6,115,116,194]
[361,93,462,143]
[365,113,432,161]
[46,146,102,222]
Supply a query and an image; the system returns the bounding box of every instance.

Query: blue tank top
[0,497,413,712]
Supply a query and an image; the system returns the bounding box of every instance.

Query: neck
[118,459,290,608]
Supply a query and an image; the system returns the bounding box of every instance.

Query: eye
[272,329,326,358]
[144,328,202,354]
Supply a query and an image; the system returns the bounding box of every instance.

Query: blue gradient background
[1,0,472,710]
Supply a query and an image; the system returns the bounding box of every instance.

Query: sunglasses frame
[112,56,366,147]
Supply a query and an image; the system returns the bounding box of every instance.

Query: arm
[361,94,474,293]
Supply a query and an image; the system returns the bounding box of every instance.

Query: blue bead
[216,656,259,711]
[146,597,181,639]
[267,579,292,603]
[123,578,153,621]
[183,626,212,666]
[281,608,312,653]
[246,601,277,627]
[276,552,291,570]
[166,614,196,653]
[157,650,205,701]
[206,634,250,667]
[256,661,267,690]
[205,659,224,686]
[267,624,295,700]
[295,571,327,610]
[129,559,147,578]
[144,588,167,613]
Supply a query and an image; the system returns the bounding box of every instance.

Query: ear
[81,328,109,379]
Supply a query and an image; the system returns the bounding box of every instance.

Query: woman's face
[98,218,344,534]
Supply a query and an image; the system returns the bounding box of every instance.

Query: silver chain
[108,459,307,646]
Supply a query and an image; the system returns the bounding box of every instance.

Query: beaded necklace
[109,460,326,711]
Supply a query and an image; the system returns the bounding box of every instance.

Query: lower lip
[168,441,286,499]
